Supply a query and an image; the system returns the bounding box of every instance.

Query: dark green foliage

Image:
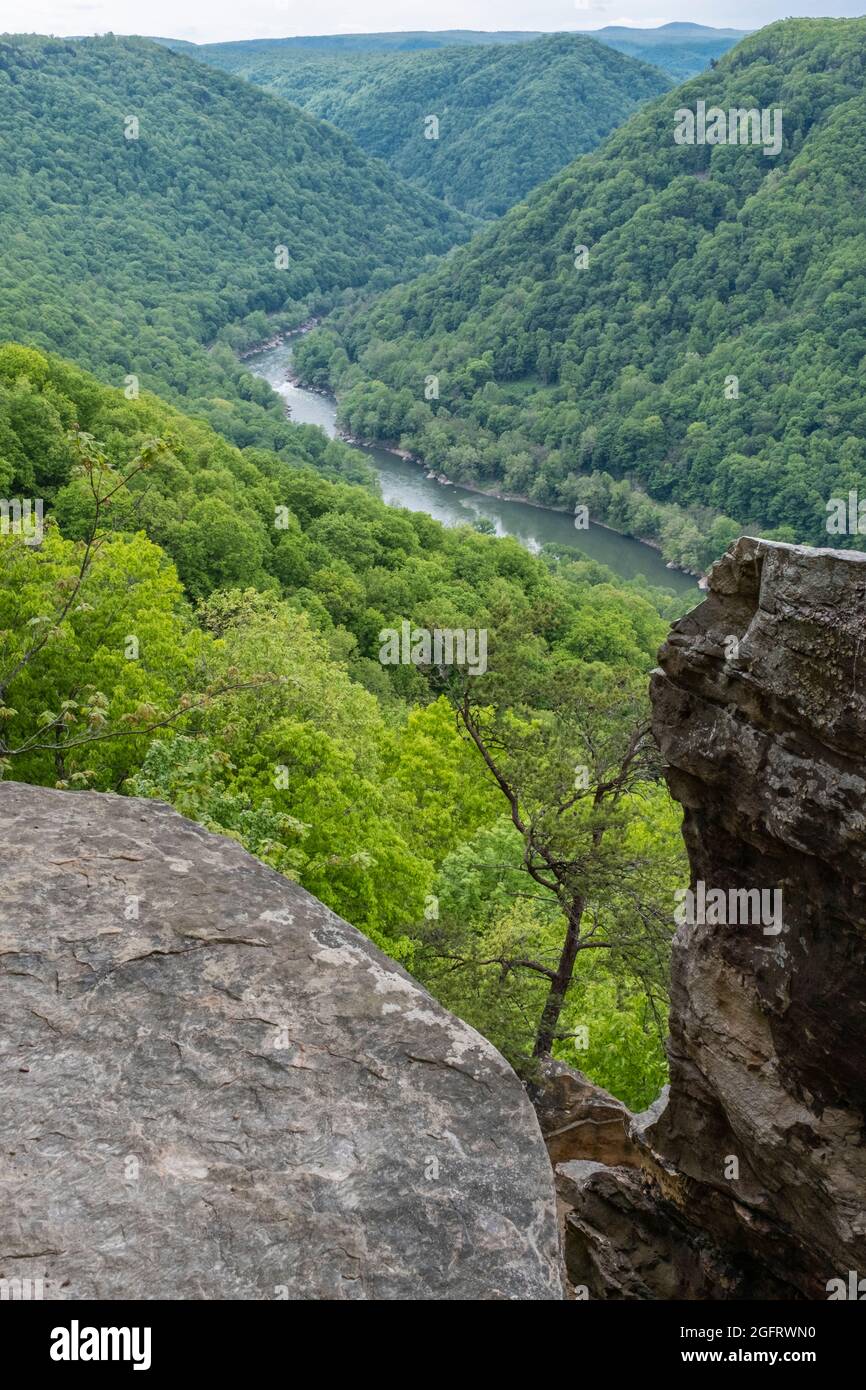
[0,33,469,452]
[297,19,866,569]
[194,33,671,219]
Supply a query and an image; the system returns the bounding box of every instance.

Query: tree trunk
[532,897,584,1058]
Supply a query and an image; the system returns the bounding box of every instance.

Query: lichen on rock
[0,783,562,1300]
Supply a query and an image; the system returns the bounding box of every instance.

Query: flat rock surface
[0,783,562,1300]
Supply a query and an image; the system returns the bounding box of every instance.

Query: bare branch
[5,677,284,758]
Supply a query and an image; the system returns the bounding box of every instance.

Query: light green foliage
[0,340,688,1104]
[418,785,683,1109]
[383,697,502,863]
[0,525,206,788]
[195,591,434,940]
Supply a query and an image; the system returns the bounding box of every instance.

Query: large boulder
[555,538,866,1299]
[0,783,562,1300]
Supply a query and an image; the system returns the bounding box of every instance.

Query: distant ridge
[0,32,470,449]
[153,24,747,79]
[187,32,672,217]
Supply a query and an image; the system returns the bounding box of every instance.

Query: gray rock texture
[0,783,562,1300]
[555,538,866,1299]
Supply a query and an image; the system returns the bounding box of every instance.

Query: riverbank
[337,428,703,584]
[271,327,701,583]
[238,316,321,361]
[241,334,700,596]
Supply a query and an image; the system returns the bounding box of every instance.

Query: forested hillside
[295,18,866,572]
[181,24,744,78]
[0,342,686,1104]
[192,34,671,218]
[178,31,544,55]
[0,34,469,450]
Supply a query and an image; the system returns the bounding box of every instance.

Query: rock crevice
[5,536,865,1301]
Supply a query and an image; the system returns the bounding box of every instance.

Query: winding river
[246,338,698,596]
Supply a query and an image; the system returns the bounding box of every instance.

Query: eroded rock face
[557,538,866,1300]
[0,783,562,1301]
[533,1057,638,1169]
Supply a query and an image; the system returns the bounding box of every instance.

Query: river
[246,339,698,596]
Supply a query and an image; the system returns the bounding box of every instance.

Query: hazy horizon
[3,4,863,47]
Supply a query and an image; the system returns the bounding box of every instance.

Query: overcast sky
[3,1,863,45]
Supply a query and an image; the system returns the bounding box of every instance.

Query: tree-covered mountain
[189,33,671,219]
[592,23,747,80]
[0,341,686,1104]
[171,31,545,55]
[173,25,745,78]
[295,18,866,573]
[0,33,469,451]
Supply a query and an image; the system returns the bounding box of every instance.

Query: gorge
[1,16,863,1315]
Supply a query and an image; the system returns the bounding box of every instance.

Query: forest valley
[0,341,685,1109]
[4,18,864,1112]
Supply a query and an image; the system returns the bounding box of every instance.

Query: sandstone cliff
[553,537,866,1299]
[0,783,562,1300]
